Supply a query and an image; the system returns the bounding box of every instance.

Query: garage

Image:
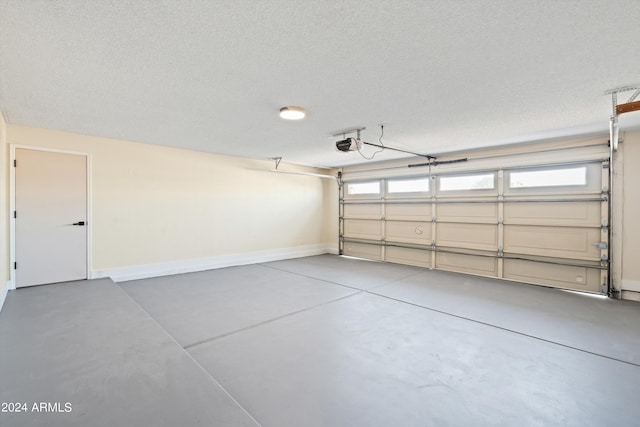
[1,1,640,426]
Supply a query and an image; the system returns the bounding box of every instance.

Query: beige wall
[2,123,636,300]
[621,131,640,300]
[5,125,338,279]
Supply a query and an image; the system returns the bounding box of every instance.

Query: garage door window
[439,173,495,191]
[387,177,430,194]
[346,181,380,196]
[509,167,587,188]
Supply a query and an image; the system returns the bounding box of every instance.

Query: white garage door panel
[437,223,498,251]
[504,225,601,260]
[437,203,498,224]
[385,221,432,245]
[385,203,431,221]
[385,246,431,268]
[343,242,382,260]
[436,252,498,276]
[504,259,601,293]
[341,146,610,294]
[504,201,600,227]
[344,203,382,220]
[343,219,382,240]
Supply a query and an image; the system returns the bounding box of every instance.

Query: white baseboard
[621,279,640,292]
[621,290,640,303]
[93,243,339,282]
[0,281,9,313]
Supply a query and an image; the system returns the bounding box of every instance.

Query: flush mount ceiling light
[279,106,306,120]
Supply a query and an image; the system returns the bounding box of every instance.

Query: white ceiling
[1,0,639,168]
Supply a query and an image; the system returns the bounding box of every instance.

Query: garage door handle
[72,221,86,226]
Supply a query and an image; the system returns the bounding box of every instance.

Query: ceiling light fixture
[279,106,306,120]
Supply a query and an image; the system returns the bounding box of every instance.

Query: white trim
[9,146,15,288]
[326,245,339,255]
[86,154,93,279]
[93,243,338,282]
[621,290,640,303]
[0,281,9,313]
[9,145,93,288]
[270,169,337,179]
[621,279,640,292]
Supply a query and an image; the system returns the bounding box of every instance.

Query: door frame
[9,145,93,289]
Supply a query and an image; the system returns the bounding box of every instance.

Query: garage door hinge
[14,262,17,270]
[498,247,504,256]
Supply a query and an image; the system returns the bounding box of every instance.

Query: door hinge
[14,211,17,219]
[14,262,17,270]
[13,159,17,167]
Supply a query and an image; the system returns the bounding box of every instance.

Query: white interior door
[15,148,87,287]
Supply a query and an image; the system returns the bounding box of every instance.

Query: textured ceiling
[1,0,639,167]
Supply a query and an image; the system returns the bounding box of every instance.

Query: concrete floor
[1,255,639,426]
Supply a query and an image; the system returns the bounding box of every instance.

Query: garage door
[340,140,609,294]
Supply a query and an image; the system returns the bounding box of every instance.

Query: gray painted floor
[0,278,258,427]
[121,264,358,348]
[2,254,639,426]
